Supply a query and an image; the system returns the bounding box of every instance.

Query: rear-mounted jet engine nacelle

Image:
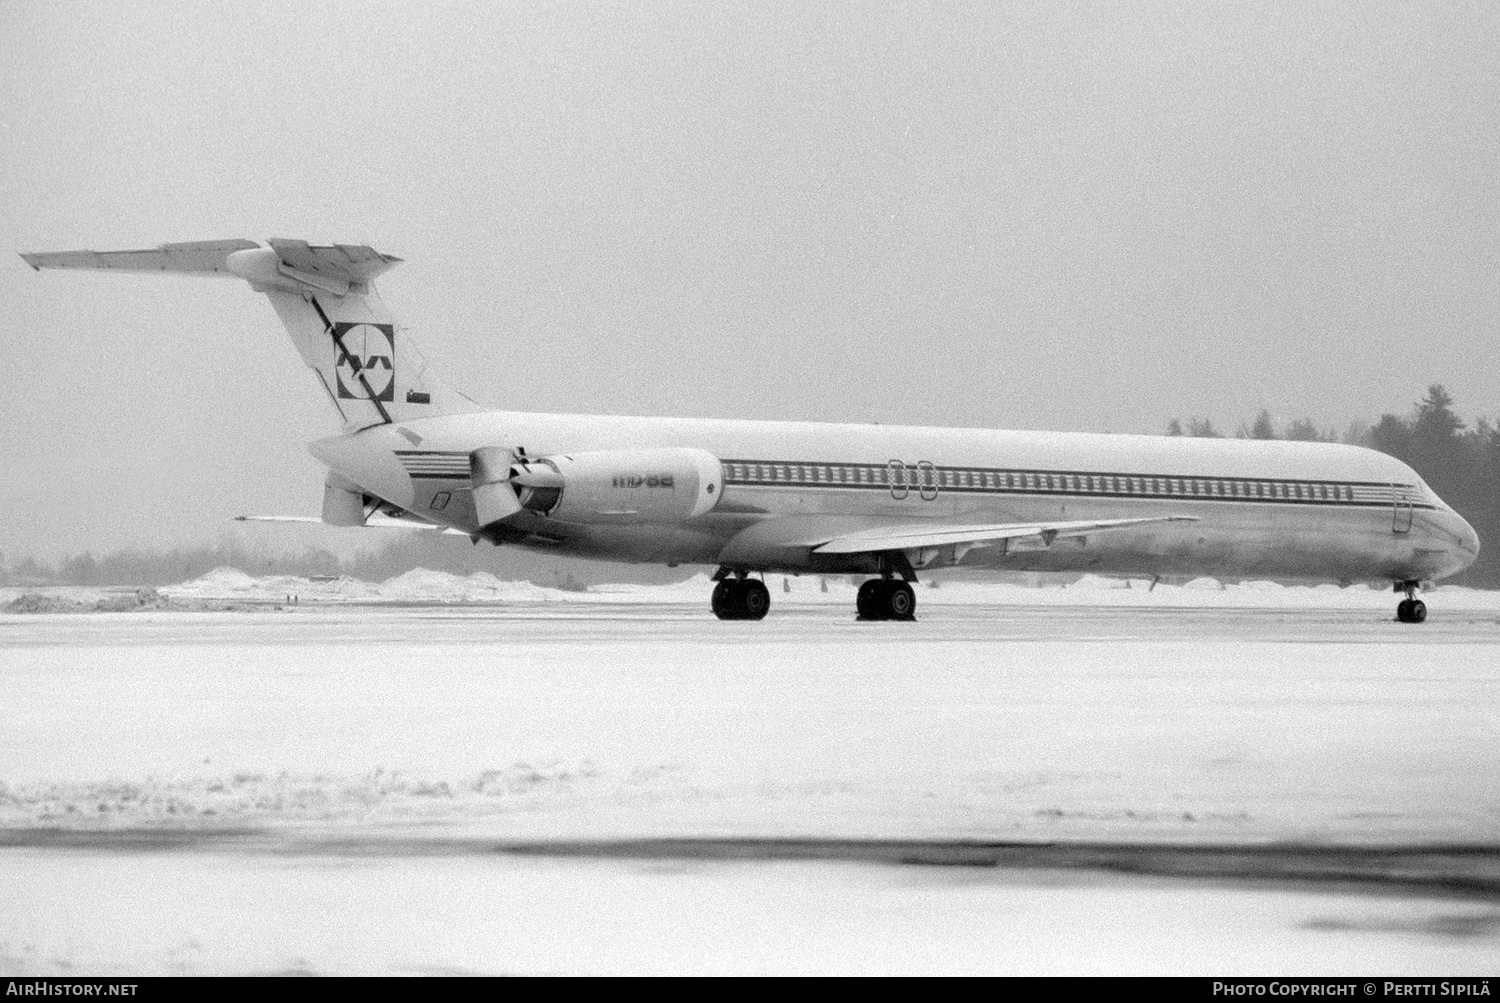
[512,447,723,524]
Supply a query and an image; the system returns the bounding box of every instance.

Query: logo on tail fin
[334,323,395,401]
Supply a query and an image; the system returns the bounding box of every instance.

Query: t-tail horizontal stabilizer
[21,239,478,432]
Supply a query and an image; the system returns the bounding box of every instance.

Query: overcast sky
[2,1,1497,561]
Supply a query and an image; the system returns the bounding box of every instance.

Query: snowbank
[3,588,181,614]
[2,566,1494,613]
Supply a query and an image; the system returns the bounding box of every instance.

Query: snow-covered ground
[1,570,1498,974]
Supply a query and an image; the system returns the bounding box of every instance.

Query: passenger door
[1392,486,1414,533]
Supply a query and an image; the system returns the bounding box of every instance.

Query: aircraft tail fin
[21,239,479,431]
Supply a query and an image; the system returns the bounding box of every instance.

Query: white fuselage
[311,410,1480,585]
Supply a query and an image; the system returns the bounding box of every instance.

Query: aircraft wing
[811,515,1197,554]
[233,514,467,535]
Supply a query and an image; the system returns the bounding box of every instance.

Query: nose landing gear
[1395,581,1427,623]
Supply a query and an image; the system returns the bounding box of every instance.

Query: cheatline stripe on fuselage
[718,460,1433,510]
[395,450,471,480]
[390,449,1434,509]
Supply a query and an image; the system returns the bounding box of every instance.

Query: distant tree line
[1168,385,1499,586]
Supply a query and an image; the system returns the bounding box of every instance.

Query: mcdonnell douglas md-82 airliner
[22,239,1480,623]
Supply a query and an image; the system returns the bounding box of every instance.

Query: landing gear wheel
[884,581,916,621]
[1397,598,1427,623]
[855,579,917,621]
[739,579,771,620]
[712,578,771,621]
[712,580,737,620]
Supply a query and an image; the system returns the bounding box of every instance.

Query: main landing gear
[856,578,917,621]
[1395,580,1427,624]
[712,575,771,620]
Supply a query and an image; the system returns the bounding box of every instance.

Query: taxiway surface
[2,586,1497,974]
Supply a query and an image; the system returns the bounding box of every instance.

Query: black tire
[712,580,738,620]
[856,580,883,620]
[1409,599,1427,623]
[740,579,771,620]
[886,581,916,620]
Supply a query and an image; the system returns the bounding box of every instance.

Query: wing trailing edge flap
[811,515,1198,555]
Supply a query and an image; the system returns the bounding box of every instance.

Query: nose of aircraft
[1456,511,1481,560]
[1432,508,1482,575]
